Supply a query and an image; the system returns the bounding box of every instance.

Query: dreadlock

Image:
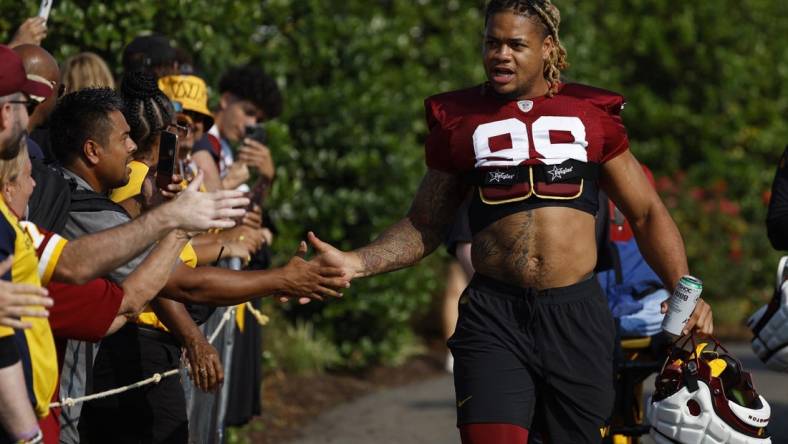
[485,0,569,96]
[120,70,174,160]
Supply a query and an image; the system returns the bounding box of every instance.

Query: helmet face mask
[648,337,771,444]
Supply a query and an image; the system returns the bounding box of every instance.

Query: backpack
[28,161,129,233]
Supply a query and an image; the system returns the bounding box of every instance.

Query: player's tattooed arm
[308,169,468,279]
[356,169,468,276]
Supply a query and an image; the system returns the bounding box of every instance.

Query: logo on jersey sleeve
[19,221,67,285]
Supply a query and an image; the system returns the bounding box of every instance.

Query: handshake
[151,174,351,304]
[276,232,362,305]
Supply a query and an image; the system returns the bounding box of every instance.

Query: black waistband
[468,273,600,304]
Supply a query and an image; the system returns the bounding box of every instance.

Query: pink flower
[718,199,740,217]
[689,187,705,201]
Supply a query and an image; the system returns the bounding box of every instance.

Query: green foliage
[1,0,268,85]
[262,308,341,375]
[3,0,787,364]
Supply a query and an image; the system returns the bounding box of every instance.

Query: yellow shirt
[0,198,67,418]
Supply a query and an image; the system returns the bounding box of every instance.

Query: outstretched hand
[661,297,714,337]
[167,171,250,232]
[307,231,361,279]
[278,241,350,304]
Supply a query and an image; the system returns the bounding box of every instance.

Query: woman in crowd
[60,52,115,94]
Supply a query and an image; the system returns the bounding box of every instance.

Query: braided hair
[120,70,174,159]
[485,0,568,96]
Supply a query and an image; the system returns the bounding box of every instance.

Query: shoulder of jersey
[558,82,626,116]
[426,84,485,104]
[425,84,488,115]
[424,84,500,130]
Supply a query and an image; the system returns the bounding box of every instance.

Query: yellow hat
[158,75,214,127]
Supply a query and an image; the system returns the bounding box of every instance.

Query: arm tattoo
[356,170,467,276]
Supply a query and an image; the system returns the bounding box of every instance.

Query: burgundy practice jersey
[424,82,630,233]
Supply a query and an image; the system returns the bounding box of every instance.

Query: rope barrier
[52,369,180,408]
[50,301,272,409]
[207,306,235,344]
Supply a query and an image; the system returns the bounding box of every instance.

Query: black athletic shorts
[448,273,616,444]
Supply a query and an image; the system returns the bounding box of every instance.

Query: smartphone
[244,124,267,144]
[38,0,53,20]
[156,131,178,190]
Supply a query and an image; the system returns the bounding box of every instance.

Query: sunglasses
[176,114,194,131]
[163,122,190,139]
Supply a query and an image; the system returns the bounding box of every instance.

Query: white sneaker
[445,351,454,373]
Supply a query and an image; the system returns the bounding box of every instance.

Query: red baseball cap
[0,44,53,99]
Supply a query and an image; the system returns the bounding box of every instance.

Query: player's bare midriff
[470,206,597,290]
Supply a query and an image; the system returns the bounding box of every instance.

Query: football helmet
[647,337,771,444]
[748,256,788,372]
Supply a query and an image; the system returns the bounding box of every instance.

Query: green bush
[262,309,341,375]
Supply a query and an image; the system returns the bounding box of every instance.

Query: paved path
[288,343,788,444]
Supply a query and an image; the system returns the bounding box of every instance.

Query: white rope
[51,369,179,408]
[207,306,235,344]
[51,306,238,409]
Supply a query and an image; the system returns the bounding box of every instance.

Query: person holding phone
[7,18,47,48]
[188,64,281,192]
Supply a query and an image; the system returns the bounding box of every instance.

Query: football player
[309,1,714,443]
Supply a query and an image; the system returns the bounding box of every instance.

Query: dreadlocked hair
[485,0,568,96]
[120,70,174,159]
